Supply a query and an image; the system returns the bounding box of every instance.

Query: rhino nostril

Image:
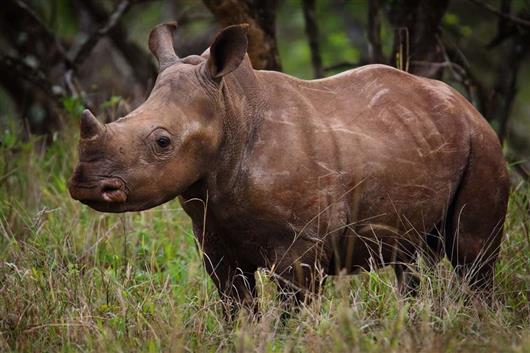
[102,184,119,193]
[71,166,85,183]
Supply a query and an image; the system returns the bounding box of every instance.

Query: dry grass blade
[0,131,529,352]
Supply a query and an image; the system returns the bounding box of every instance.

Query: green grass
[1,130,529,353]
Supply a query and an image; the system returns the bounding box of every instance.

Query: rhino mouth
[68,177,127,205]
[101,180,127,203]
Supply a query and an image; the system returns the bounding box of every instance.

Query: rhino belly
[332,151,466,272]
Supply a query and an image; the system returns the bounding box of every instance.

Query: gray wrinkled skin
[69,23,510,311]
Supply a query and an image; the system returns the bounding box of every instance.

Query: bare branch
[302,0,323,78]
[442,40,488,115]
[494,35,529,142]
[73,0,131,67]
[467,0,530,28]
[0,54,62,100]
[5,0,72,67]
[79,0,159,92]
[0,53,66,132]
[486,0,516,49]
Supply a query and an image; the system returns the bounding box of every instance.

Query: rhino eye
[156,136,171,148]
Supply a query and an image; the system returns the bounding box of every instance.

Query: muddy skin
[69,22,510,315]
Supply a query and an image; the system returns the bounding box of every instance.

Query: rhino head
[68,22,249,212]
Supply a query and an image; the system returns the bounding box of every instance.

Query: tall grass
[0,128,529,352]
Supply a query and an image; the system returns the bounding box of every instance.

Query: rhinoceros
[69,22,509,310]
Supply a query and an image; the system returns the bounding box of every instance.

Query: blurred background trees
[1,0,529,177]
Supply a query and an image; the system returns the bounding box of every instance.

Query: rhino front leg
[181,198,258,318]
[271,248,328,310]
[274,264,322,306]
[199,238,257,319]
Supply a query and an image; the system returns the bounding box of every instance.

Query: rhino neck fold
[206,62,265,201]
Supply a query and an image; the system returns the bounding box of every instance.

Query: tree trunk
[368,0,385,63]
[202,0,281,70]
[79,0,158,91]
[388,0,450,79]
[302,0,323,78]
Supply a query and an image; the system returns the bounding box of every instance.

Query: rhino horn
[80,109,104,140]
[148,21,179,72]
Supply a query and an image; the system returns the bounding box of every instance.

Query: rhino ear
[206,24,249,80]
[149,21,179,71]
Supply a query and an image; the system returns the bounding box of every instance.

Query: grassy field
[1,129,529,353]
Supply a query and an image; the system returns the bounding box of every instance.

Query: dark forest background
[1,0,529,177]
[2,2,530,351]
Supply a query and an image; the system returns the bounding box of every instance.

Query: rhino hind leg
[443,138,510,294]
[394,262,420,296]
[394,233,443,296]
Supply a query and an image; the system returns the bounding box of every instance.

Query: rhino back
[238,65,478,234]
